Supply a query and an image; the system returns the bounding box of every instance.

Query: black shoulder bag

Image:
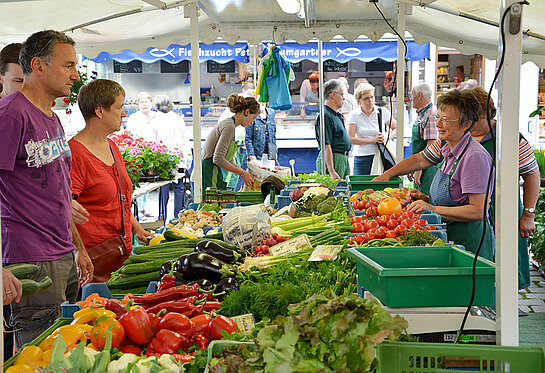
[377,108,396,171]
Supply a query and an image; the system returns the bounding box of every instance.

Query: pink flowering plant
[109,134,181,186]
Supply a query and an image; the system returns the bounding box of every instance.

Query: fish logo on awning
[149,48,176,58]
[335,47,361,58]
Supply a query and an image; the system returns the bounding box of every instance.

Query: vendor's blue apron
[429,137,494,261]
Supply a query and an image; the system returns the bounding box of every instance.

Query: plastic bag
[222,205,271,251]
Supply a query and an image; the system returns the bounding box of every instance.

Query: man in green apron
[410,83,438,195]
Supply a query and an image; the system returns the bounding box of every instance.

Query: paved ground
[519,265,545,314]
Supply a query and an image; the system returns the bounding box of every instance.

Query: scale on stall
[348,245,497,345]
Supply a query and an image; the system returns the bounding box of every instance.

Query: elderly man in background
[338,77,358,122]
[409,83,438,195]
[315,79,351,180]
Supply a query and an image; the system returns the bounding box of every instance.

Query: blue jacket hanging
[264,47,292,111]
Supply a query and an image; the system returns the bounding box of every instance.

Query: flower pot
[139,173,161,182]
[541,178,545,188]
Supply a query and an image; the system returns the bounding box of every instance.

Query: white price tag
[308,245,344,261]
[269,234,312,256]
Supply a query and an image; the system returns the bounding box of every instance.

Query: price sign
[207,60,236,73]
[324,60,348,72]
[113,60,142,73]
[160,60,190,73]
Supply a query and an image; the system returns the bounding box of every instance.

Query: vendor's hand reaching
[242,171,254,186]
[329,170,340,180]
[407,199,434,214]
[2,268,22,305]
[135,230,153,243]
[406,188,429,203]
[520,213,536,238]
[72,199,89,224]
[413,170,423,186]
[372,173,391,181]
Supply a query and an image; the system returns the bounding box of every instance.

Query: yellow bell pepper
[39,325,86,351]
[14,345,43,366]
[42,349,52,363]
[5,364,35,373]
[148,235,165,245]
[71,309,116,325]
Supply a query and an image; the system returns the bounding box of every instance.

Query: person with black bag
[69,79,152,282]
[347,83,396,175]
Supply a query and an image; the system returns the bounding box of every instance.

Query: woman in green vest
[201,93,259,194]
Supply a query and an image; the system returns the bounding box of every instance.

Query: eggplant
[194,240,241,263]
[216,277,239,299]
[173,254,190,274]
[173,272,188,286]
[181,252,234,282]
[159,261,172,277]
[186,279,215,292]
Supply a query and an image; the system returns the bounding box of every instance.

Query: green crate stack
[346,175,403,191]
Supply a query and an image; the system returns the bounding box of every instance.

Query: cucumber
[203,232,224,240]
[5,263,39,279]
[133,239,203,254]
[106,271,160,289]
[120,259,166,274]
[126,249,193,264]
[109,286,148,296]
[163,229,195,242]
[21,276,52,297]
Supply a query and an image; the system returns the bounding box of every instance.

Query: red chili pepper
[208,315,240,341]
[119,344,143,355]
[130,284,200,304]
[118,303,155,345]
[158,312,195,339]
[146,298,196,315]
[203,302,221,312]
[105,299,127,317]
[190,305,204,318]
[157,274,176,292]
[190,314,212,336]
[147,329,185,354]
[192,334,209,350]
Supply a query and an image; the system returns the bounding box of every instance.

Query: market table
[132,171,187,224]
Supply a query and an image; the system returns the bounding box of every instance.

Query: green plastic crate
[346,175,402,192]
[4,317,73,369]
[204,340,257,373]
[375,341,545,372]
[347,246,495,308]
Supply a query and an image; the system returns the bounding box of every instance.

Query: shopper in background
[70,79,151,281]
[347,83,396,175]
[455,65,466,83]
[338,76,358,122]
[0,30,93,347]
[409,83,438,195]
[0,43,23,98]
[353,78,369,91]
[246,101,277,162]
[315,79,351,180]
[152,94,192,219]
[126,91,156,218]
[405,90,495,260]
[201,93,258,193]
[299,71,320,119]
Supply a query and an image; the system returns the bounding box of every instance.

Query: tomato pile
[348,195,436,245]
[252,233,288,256]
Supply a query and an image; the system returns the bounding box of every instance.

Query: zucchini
[120,259,166,274]
[109,286,148,296]
[106,271,160,289]
[5,263,39,279]
[204,232,224,240]
[21,276,52,297]
[126,249,193,264]
[133,239,203,254]
[163,229,196,242]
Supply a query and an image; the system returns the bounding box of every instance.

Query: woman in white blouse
[347,83,396,175]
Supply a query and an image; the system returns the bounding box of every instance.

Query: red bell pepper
[148,313,162,333]
[190,314,211,336]
[208,315,240,341]
[119,344,143,355]
[105,298,127,317]
[118,303,155,345]
[192,334,209,350]
[130,283,200,304]
[90,315,125,349]
[158,312,195,339]
[147,329,185,354]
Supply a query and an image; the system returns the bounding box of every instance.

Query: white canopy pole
[318,39,326,174]
[190,2,202,203]
[496,0,522,346]
[396,1,406,162]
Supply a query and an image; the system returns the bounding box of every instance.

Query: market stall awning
[261,41,430,63]
[86,42,250,64]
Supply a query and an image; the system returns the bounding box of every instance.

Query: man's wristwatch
[523,207,536,214]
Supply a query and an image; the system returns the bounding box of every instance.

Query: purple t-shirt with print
[439,131,494,205]
[0,91,75,264]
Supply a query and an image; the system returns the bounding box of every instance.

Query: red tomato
[413,213,421,219]
[363,219,379,231]
[375,226,388,239]
[348,236,357,244]
[401,218,415,228]
[394,225,406,235]
[377,215,389,226]
[364,232,376,242]
[351,222,364,234]
[405,211,416,218]
[411,223,423,231]
[416,219,428,226]
[424,225,437,231]
[386,219,398,230]
[391,213,402,220]
[366,206,378,218]
[385,230,397,239]
[355,234,365,244]
[351,216,362,224]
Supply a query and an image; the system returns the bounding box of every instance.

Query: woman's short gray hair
[354,83,375,101]
[153,95,174,113]
[323,79,342,100]
[412,83,432,98]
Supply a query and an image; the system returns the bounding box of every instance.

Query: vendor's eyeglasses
[435,113,460,124]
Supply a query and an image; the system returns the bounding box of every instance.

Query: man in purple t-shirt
[0,30,93,347]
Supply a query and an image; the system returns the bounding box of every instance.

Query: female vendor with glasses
[406,90,494,260]
[347,83,396,175]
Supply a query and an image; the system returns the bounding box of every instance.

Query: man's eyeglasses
[359,96,374,102]
[435,113,460,124]
[35,37,55,62]
[333,91,345,99]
